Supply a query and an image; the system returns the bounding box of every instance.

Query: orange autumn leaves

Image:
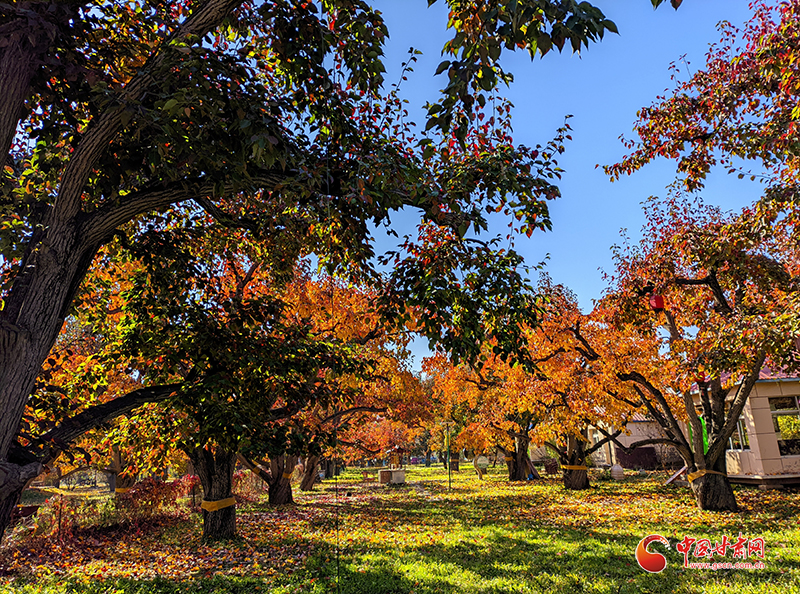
[423,276,643,457]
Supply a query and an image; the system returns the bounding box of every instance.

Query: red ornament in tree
[648,294,665,312]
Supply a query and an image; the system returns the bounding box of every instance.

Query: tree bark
[0,0,247,517]
[300,455,319,492]
[267,454,297,505]
[503,436,539,481]
[689,457,737,511]
[561,434,590,490]
[109,448,136,494]
[188,446,237,541]
[0,461,42,543]
[319,458,335,479]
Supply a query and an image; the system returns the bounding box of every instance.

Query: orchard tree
[601,0,800,510]
[424,278,637,488]
[424,349,547,482]
[606,0,800,195]
[520,279,635,490]
[593,196,800,510]
[115,225,378,537]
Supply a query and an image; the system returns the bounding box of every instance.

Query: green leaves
[425,0,617,143]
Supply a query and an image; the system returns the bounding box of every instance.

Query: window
[728,417,750,451]
[721,404,750,452]
[769,396,800,456]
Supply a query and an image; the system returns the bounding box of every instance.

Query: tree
[520,280,634,490]
[602,0,800,510]
[424,278,635,488]
[593,195,800,510]
[606,0,800,194]
[0,0,672,541]
[425,352,543,482]
[115,225,380,536]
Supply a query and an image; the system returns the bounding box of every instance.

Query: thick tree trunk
[561,434,590,490]
[503,437,539,481]
[188,446,237,541]
[689,457,737,511]
[562,467,590,490]
[0,0,249,525]
[0,461,42,543]
[425,449,431,467]
[300,455,319,492]
[268,454,297,505]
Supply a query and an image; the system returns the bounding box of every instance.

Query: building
[589,370,800,485]
[725,370,800,486]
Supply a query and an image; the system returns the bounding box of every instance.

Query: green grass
[2,465,798,593]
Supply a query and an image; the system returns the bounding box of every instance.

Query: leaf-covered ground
[1,466,799,593]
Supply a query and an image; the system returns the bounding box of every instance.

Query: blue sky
[369,0,764,367]
[373,0,762,301]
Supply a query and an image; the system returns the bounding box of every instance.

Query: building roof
[718,365,798,385]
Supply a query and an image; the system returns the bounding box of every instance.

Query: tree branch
[337,439,381,456]
[236,453,271,482]
[321,406,386,426]
[52,0,246,221]
[675,269,732,315]
[81,171,286,247]
[195,196,262,233]
[617,371,690,452]
[584,427,624,456]
[706,350,766,465]
[36,383,183,465]
[567,321,600,361]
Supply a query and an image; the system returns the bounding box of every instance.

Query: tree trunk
[562,467,590,490]
[561,434,590,490]
[320,458,335,479]
[109,448,136,494]
[188,446,237,541]
[0,461,42,543]
[44,465,62,488]
[0,0,250,545]
[267,454,297,505]
[425,449,431,467]
[300,455,319,492]
[504,436,538,481]
[689,456,737,511]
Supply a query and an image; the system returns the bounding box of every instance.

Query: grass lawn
[1,465,798,593]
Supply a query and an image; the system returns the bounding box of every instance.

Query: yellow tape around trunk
[504,456,513,462]
[687,469,726,483]
[282,471,294,479]
[200,497,237,512]
[114,488,132,494]
[561,465,588,471]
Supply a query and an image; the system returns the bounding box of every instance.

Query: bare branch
[568,321,600,361]
[675,270,732,315]
[337,439,380,456]
[706,350,766,464]
[81,171,286,247]
[195,196,262,233]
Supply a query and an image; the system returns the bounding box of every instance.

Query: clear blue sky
[370,0,763,366]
